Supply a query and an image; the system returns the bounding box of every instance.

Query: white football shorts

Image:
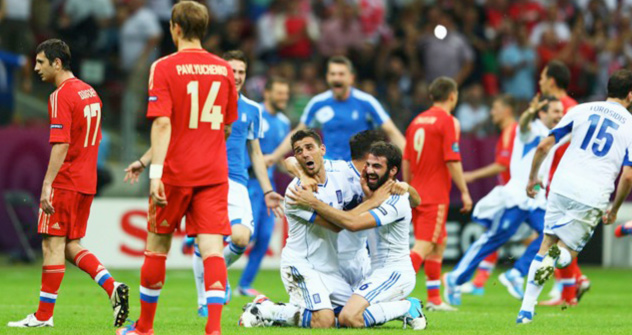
[339,249,371,290]
[228,178,255,234]
[544,192,603,252]
[280,265,353,311]
[354,266,415,304]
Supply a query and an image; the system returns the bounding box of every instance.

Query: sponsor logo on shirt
[148,96,158,102]
[51,124,63,129]
[452,143,460,153]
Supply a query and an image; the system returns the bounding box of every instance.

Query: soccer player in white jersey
[517,69,632,324]
[284,130,421,290]
[287,142,427,330]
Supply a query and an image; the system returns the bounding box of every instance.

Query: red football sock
[559,266,577,302]
[137,251,167,333]
[74,249,115,296]
[473,251,498,288]
[425,259,442,304]
[35,265,65,321]
[410,251,424,274]
[569,258,583,279]
[204,256,227,335]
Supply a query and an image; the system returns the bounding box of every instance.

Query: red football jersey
[49,78,102,195]
[147,49,238,187]
[495,121,518,185]
[404,106,461,205]
[547,95,578,189]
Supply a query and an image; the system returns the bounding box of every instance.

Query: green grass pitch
[1,265,631,334]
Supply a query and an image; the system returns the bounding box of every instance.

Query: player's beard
[367,171,390,191]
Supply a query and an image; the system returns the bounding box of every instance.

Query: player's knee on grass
[42,235,66,265]
[230,225,251,248]
[311,310,335,328]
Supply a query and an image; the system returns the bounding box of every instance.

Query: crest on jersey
[336,190,343,204]
[315,106,335,124]
[352,110,359,120]
[262,118,270,133]
[148,96,158,102]
[241,113,247,122]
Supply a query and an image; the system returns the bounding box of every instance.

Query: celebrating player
[517,69,632,324]
[286,142,427,330]
[404,76,471,311]
[284,130,421,291]
[444,95,563,306]
[237,76,292,296]
[537,60,589,306]
[461,94,518,295]
[8,39,129,328]
[264,56,405,163]
[116,2,238,335]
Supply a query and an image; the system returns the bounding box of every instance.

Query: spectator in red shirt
[274,0,319,60]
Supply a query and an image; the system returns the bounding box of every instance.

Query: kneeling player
[287,142,427,330]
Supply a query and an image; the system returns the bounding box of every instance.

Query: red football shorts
[412,203,448,244]
[148,182,231,236]
[38,188,94,239]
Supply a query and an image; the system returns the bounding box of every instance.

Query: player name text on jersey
[176,64,228,76]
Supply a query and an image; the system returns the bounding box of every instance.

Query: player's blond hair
[171,1,209,41]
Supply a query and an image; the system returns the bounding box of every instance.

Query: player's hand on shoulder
[124,160,145,185]
[265,191,285,218]
[286,184,317,209]
[368,180,395,207]
[150,179,167,207]
[392,181,409,195]
[603,208,617,225]
[460,192,473,214]
[526,178,542,199]
[299,175,318,192]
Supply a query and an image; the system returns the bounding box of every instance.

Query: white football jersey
[281,172,347,275]
[549,101,632,209]
[324,160,368,259]
[503,119,551,210]
[366,193,413,270]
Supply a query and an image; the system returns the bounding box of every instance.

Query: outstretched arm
[265,122,307,167]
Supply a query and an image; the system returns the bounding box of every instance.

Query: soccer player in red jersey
[462,94,518,295]
[403,77,472,311]
[8,39,129,328]
[117,2,238,335]
[537,61,589,306]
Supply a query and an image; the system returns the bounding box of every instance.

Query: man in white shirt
[517,69,632,324]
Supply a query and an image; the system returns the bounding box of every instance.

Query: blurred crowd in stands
[2,0,632,140]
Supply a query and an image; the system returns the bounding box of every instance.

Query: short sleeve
[361,92,390,125]
[549,111,576,143]
[146,60,173,118]
[624,149,632,167]
[0,50,26,67]
[443,117,461,161]
[247,104,264,140]
[48,90,72,144]
[368,194,408,227]
[224,71,238,125]
[284,181,317,223]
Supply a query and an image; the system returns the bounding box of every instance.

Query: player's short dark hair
[264,76,289,91]
[607,69,632,100]
[538,95,560,113]
[223,50,248,67]
[36,39,71,70]
[171,1,209,41]
[327,56,355,74]
[369,141,402,175]
[291,129,322,148]
[494,94,516,112]
[349,130,388,161]
[544,60,571,90]
[429,77,458,102]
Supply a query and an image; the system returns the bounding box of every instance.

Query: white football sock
[223,242,246,268]
[363,300,411,327]
[521,254,545,313]
[556,247,572,268]
[192,244,206,306]
[259,300,301,326]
